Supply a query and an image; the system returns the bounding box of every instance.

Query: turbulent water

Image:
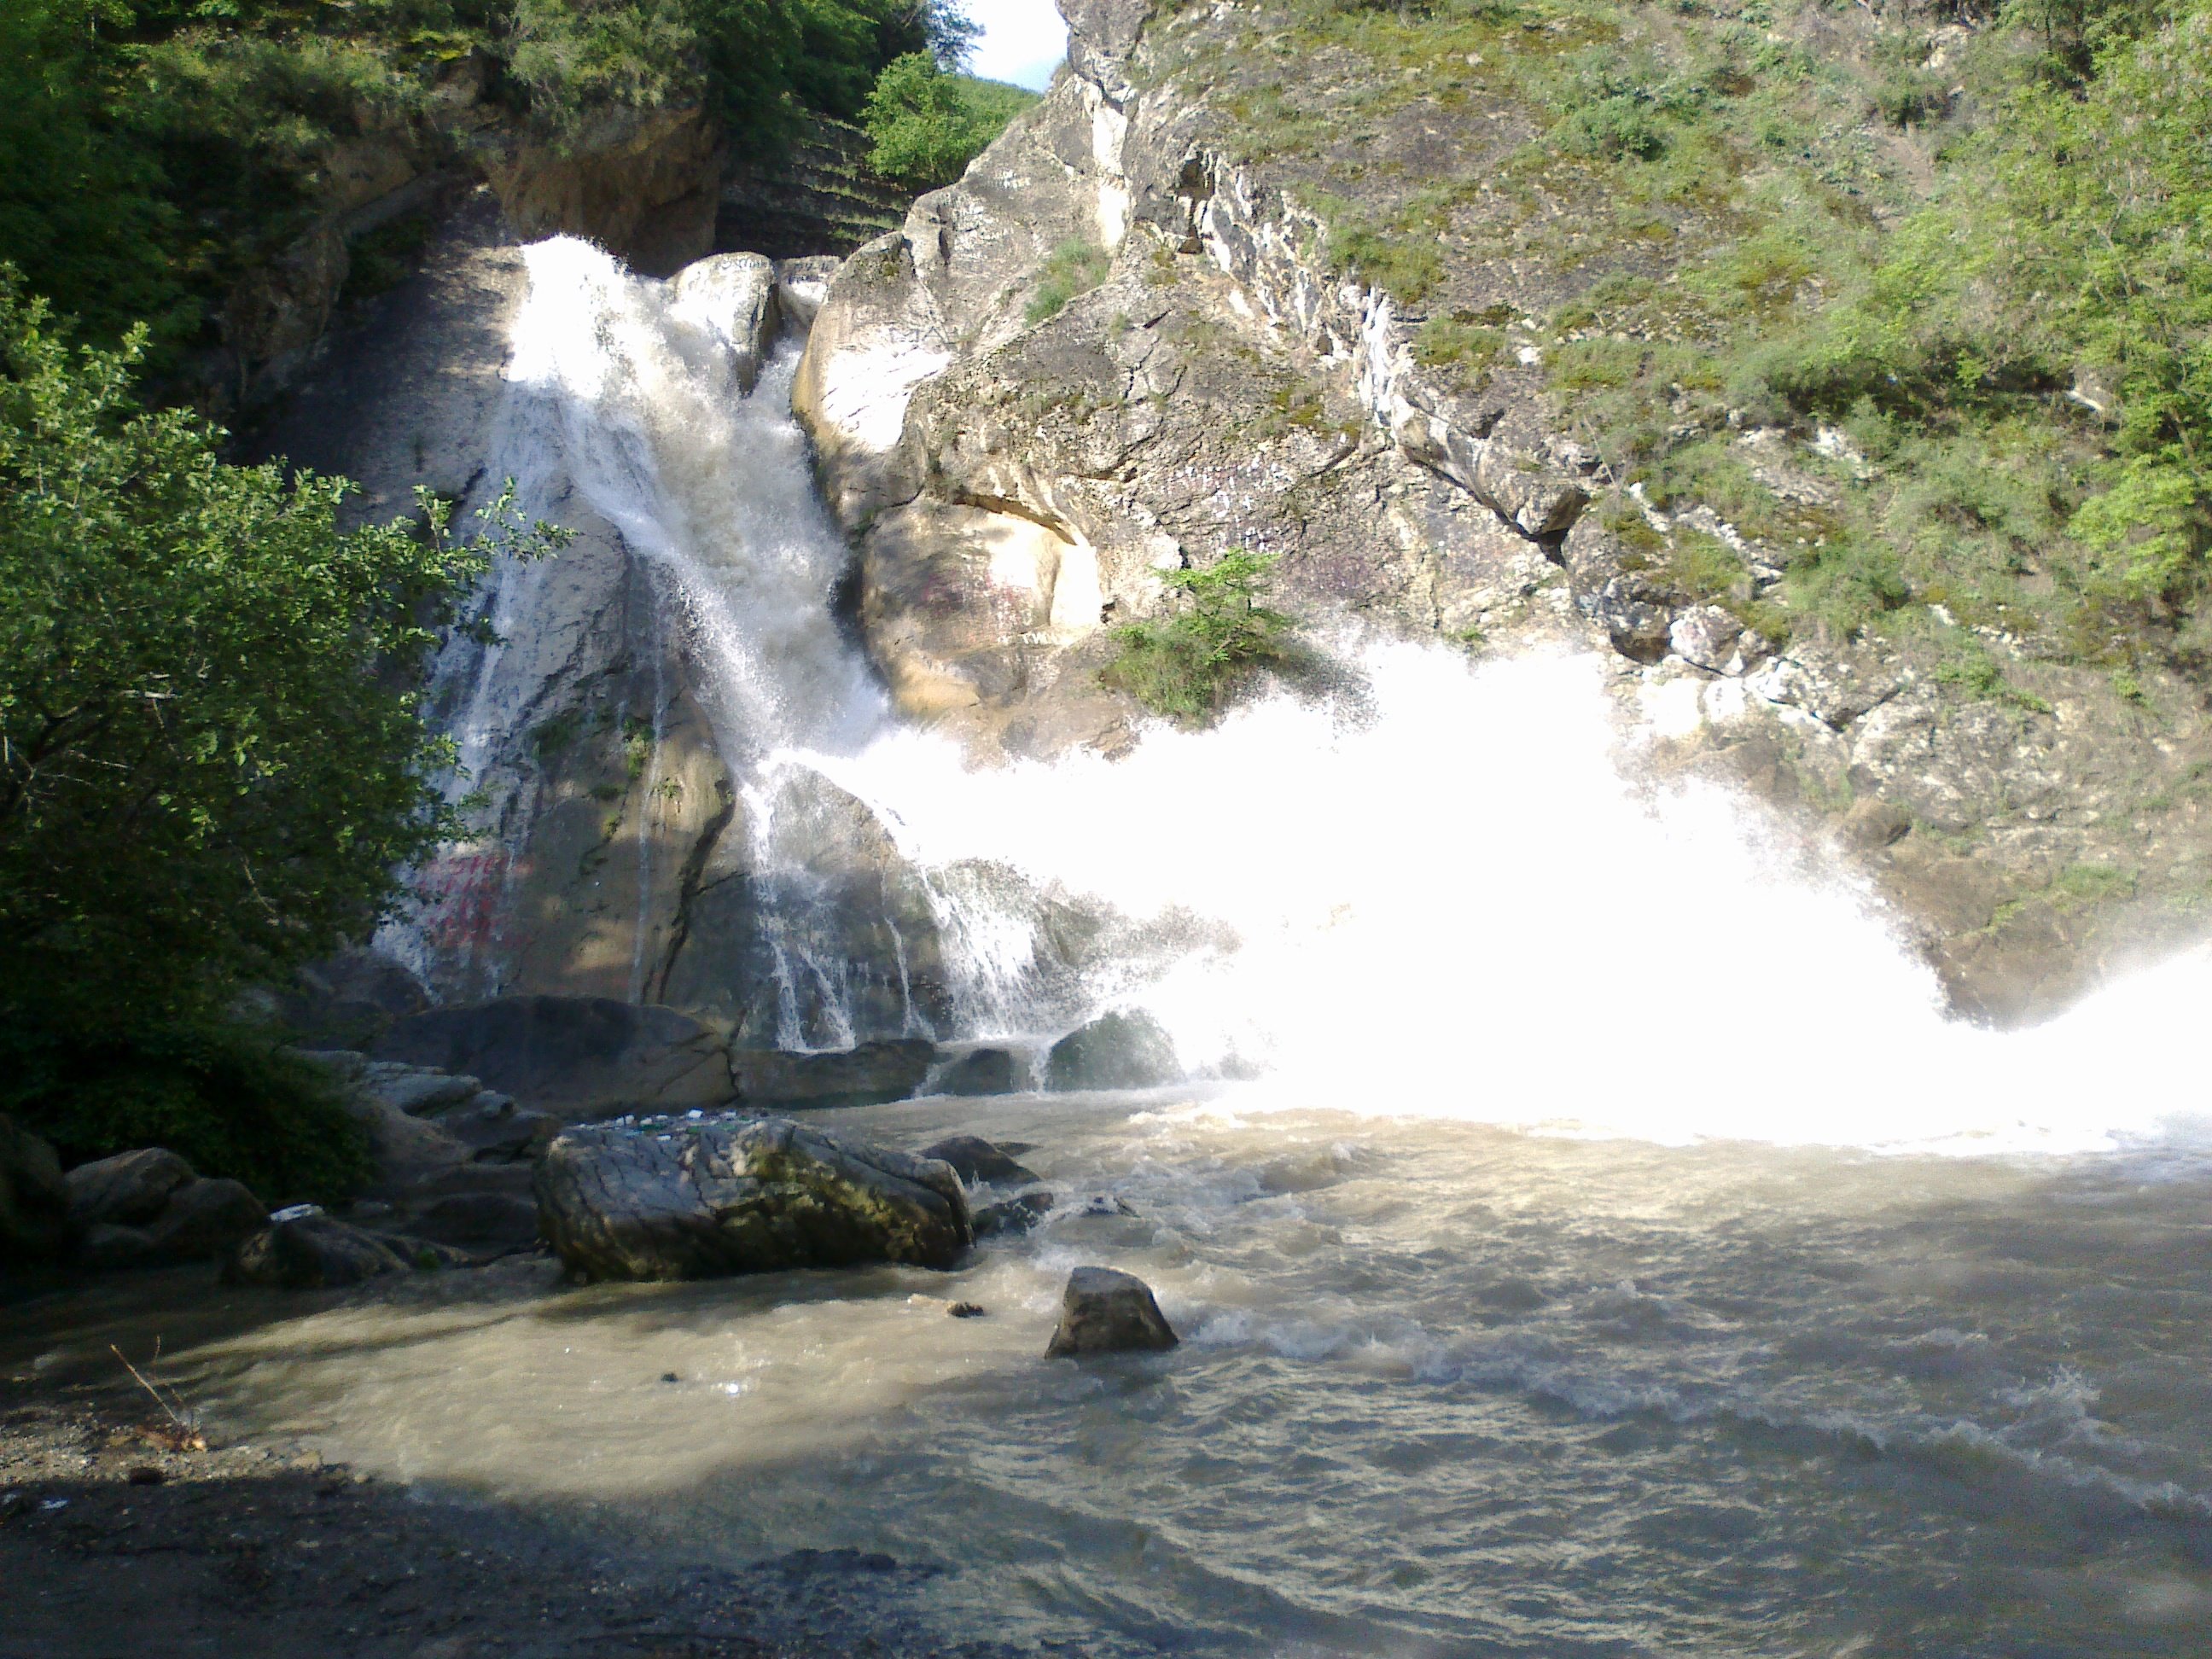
[270,239,2212,1653]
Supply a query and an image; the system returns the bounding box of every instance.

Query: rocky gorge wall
[791,0,2212,1024]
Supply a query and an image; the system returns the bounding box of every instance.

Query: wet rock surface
[730,1038,937,1111]
[223,1211,414,1290]
[931,1046,1022,1097]
[535,1115,972,1281]
[1045,1266,1179,1357]
[1045,1011,1180,1091]
[918,1136,1040,1187]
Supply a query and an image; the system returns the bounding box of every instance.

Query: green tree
[1102,552,1302,723]
[861,51,1033,189]
[0,279,547,1193]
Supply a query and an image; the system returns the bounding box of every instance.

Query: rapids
[250,237,2212,1653]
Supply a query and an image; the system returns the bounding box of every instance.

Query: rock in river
[224,1208,414,1289]
[535,1117,972,1282]
[0,1115,71,1263]
[917,1135,1039,1186]
[1044,1011,1179,1091]
[1045,1266,1179,1357]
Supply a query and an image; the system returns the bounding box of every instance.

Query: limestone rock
[671,253,779,394]
[917,1136,1039,1186]
[729,1039,936,1110]
[370,996,734,1120]
[1045,1011,1179,1091]
[143,1179,269,1261]
[1045,1266,1179,1357]
[477,103,724,276]
[0,1116,72,1264]
[66,1148,196,1229]
[225,1210,413,1290]
[534,1117,971,1282]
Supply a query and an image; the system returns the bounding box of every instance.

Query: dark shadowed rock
[730,1039,936,1110]
[918,1136,1039,1186]
[404,1191,542,1252]
[79,1222,158,1272]
[143,1179,269,1261]
[932,1047,1020,1097]
[1044,1011,1179,1091]
[1045,1266,1179,1357]
[370,996,734,1119]
[0,1115,70,1265]
[429,1095,559,1161]
[535,1117,971,1282]
[224,1210,412,1289]
[65,1148,196,1228]
[974,1190,1054,1238]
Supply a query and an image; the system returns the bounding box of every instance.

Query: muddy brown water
[9,1088,2211,1656]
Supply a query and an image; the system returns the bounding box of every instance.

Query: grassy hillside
[1161,0,2209,696]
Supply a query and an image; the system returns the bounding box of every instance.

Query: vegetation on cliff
[1172,0,2211,690]
[1103,552,1304,722]
[0,283,549,1196]
[860,52,1039,189]
[0,0,978,375]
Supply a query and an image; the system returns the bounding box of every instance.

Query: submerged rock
[1044,1011,1179,1091]
[224,1210,412,1289]
[917,1136,1039,1186]
[973,1190,1054,1238]
[1045,1266,1179,1358]
[535,1117,971,1282]
[729,1039,936,1111]
[65,1148,196,1229]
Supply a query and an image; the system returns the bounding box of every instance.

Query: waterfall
[408,238,2210,1157]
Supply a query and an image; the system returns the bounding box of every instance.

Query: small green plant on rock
[1027,240,1111,324]
[1101,551,1301,723]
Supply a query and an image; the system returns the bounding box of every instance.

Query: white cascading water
[443,239,2211,1157]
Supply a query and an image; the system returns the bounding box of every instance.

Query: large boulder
[65,1148,196,1228]
[0,1116,72,1264]
[729,1039,935,1111]
[369,996,734,1120]
[1045,1266,1179,1357]
[669,253,778,394]
[224,1209,413,1289]
[931,1046,1020,1097]
[535,1117,971,1282]
[142,1179,269,1261]
[1044,1011,1179,1091]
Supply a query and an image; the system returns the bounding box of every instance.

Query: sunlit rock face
[787,0,2212,1021]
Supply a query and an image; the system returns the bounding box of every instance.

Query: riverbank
[0,1258,1016,1659]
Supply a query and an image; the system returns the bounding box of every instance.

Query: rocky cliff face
[792,0,2212,1022]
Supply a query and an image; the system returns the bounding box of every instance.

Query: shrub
[1027,238,1111,323]
[862,53,1037,190]
[1101,552,1302,722]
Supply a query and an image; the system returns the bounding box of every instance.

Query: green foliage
[1102,552,1302,722]
[0,282,547,1190]
[1027,238,1112,324]
[861,52,1036,190]
[0,1016,372,1205]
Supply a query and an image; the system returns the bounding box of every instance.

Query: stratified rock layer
[535,1117,972,1282]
